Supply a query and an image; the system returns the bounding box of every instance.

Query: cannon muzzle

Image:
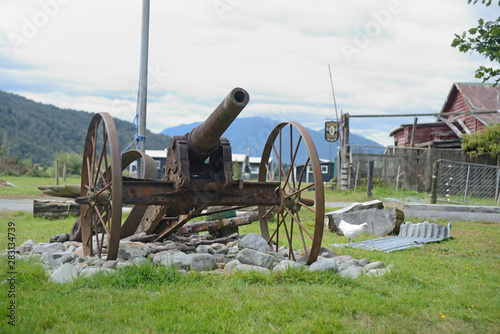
[187,87,249,162]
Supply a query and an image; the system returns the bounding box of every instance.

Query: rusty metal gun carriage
[76,87,325,264]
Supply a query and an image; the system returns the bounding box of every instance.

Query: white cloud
[0,0,497,147]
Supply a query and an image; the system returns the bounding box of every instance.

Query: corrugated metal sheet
[330,221,452,252]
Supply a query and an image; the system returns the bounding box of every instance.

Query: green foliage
[462,123,500,158]
[0,90,171,166]
[55,151,83,176]
[451,0,500,85]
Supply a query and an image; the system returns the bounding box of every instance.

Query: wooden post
[63,161,67,183]
[55,160,59,185]
[396,165,400,191]
[410,117,418,148]
[340,113,350,190]
[354,161,360,191]
[367,160,374,197]
[430,160,440,204]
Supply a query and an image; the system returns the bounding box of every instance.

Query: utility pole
[137,0,150,153]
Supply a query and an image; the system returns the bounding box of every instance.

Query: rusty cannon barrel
[186,87,249,163]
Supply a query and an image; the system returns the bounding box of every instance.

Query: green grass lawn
[0,176,81,198]
[0,208,499,333]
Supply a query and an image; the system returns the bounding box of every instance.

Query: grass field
[0,176,81,198]
[0,176,498,332]
[0,209,499,333]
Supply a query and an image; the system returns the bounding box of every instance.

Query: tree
[462,123,500,159]
[451,0,500,85]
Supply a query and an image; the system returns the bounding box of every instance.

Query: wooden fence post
[430,160,440,204]
[367,160,374,197]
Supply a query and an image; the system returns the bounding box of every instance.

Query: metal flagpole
[137,0,150,154]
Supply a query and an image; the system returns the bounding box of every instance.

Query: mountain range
[0,90,170,165]
[162,116,384,163]
[0,90,384,166]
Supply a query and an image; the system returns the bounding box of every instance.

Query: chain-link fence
[344,146,499,198]
[435,159,500,205]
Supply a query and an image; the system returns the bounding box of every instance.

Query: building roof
[441,82,500,124]
[145,150,167,158]
[232,154,247,163]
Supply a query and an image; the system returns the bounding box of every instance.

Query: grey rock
[132,257,149,266]
[50,234,70,243]
[238,233,271,252]
[236,248,277,269]
[67,246,77,253]
[214,245,229,255]
[210,243,225,251]
[76,262,88,273]
[339,265,364,279]
[309,259,339,273]
[234,263,271,274]
[52,251,76,261]
[226,241,238,248]
[44,242,67,252]
[58,254,75,264]
[102,260,118,269]
[333,255,356,265]
[312,246,336,259]
[211,253,226,263]
[15,239,37,254]
[31,245,57,255]
[153,250,192,270]
[367,268,387,277]
[49,263,77,283]
[226,246,239,258]
[338,259,359,270]
[118,241,151,260]
[358,258,370,267]
[224,259,241,271]
[93,259,105,267]
[80,266,114,277]
[364,261,385,271]
[189,253,216,271]
[116,261,133,269]
[73,257,85,265]
[195,245,215,254]
[273,260,305,272]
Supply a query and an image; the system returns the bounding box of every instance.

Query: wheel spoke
[285,208,313,241]
[297,157,310,189]
[284,182,315,199]
[296,211,308,257]
[298,201,316,214]
[93,132,108,187]
[94,205,111,237]
[265,163,274,181]
[262,206,275,220]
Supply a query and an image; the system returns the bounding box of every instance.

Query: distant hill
[0,91,170,165]
[162,116,384,163]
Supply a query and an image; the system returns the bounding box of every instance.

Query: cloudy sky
[0,0,497,146]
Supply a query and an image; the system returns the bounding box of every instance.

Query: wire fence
[344,146,499,204]
[435,159,500,205]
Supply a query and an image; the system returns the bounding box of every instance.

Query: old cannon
[77,87,325,264]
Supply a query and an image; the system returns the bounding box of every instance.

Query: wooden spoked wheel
[258,122,325,265]
[80,112,122,260]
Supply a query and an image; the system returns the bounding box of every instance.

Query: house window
[155,161,161,169]
[321,165,328,174]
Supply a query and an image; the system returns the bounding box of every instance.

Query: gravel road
[0,199,34,212]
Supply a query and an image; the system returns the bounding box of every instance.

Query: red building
[391,82,500,148]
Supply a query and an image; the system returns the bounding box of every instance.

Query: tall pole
[328,64,339,122]
[137,0,150,153]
